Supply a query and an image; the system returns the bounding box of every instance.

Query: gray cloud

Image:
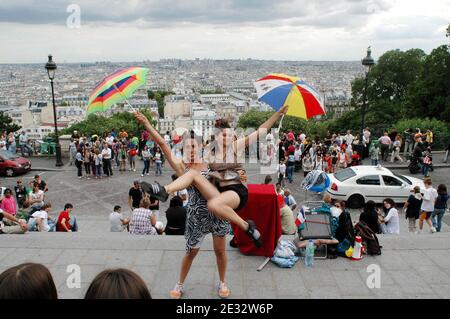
[0,0,391,28]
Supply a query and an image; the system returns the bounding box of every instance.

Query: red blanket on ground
[232,184,282,257]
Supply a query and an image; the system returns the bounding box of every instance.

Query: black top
[128,187,142,208]
[406,195,422,219]
[434,194,449,210]
[14,185,27,199]
[359,209,380,234]
[165,206,187,233]
[37,180,47,191]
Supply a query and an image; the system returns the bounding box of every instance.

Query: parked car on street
[0,150,31,177]
[326,165,425,208]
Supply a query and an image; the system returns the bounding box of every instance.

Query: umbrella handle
[113,84,137,112]
[277,113,285,133]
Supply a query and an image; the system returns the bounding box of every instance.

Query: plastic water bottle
[304,240,315,267]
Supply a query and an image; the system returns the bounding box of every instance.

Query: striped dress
[184,169,231,252]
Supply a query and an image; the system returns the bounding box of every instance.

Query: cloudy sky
[0,0,448,63]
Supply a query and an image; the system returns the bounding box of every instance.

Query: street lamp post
[360,47,375,157]
[45,54,64,167]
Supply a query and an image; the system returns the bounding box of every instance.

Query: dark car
[0,150,31,176]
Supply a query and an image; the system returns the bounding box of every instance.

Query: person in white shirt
[379,198,400,234]
[363,128,371,145]
[294,145,302,172]
[101,144,113,177]
[309,144,316,162]
[28,203,54,232]
[28,183,45,213]
[344,130,355,146]
[277,160,287,187]
[110,205,129,232]
[299,132,306,143]
[19,131,33,156]
[266,131,274,161]
[283,189,297,211]
[345,144,353,166]
[315,155,323,171]
[105,133,114,146]
[164,131,171,145]
[418,178,438,233]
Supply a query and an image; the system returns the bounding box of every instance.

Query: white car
[326,166,425,208]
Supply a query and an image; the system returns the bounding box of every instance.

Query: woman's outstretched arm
[235,105,288,153]
[134,112,184,176]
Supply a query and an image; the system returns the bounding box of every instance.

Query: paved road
[0,157,449,299]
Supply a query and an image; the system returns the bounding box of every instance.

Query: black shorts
[218,183,248,211]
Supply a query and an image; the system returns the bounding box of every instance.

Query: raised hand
[134,111,151,127]
[279,105,289,116]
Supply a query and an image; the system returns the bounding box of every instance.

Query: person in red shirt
[56,203,78,232]
[323,153,332,173]
[351,150,361,166]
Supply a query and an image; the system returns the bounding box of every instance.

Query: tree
[406,45,450,123]
[147,90,155,100]
[147,90,175,118]
[0,111,21,133]
[60,110,155,137]
[346,48,427,133]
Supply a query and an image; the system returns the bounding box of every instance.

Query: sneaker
[133,169,136,172]
[430,227,437,233]
[246,220,262,248]
[170,282,184,299]
[140,181,169,202]
[141,174,144,177]
[218,282,231,299]
[146,173,150,176]
[416,230,422,234]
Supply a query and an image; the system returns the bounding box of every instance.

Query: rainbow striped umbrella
[254,73,325,120]
[86,67,149,115]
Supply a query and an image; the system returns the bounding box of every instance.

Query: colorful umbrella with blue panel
[254,73,325,120]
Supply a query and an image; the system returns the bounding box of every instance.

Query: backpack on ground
[354,221,382,255]
[335,210,355,245]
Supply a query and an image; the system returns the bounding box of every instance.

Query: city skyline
[0,0,448,63]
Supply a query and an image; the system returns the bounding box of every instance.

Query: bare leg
[165,170,207,195]
[207,191,248,231]
[165,169,221,201]
[426,217,434,229]
[178,248,200,284]
[213,236,227,283]
[164,170,250,232]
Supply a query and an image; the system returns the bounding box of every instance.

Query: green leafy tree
[343,48,427,134]
[147,90,155,100]
[0,111,21,133]
[405,45,450,123]
[60,110,155,137]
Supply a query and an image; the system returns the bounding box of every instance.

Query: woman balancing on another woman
[134,105,288,248]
